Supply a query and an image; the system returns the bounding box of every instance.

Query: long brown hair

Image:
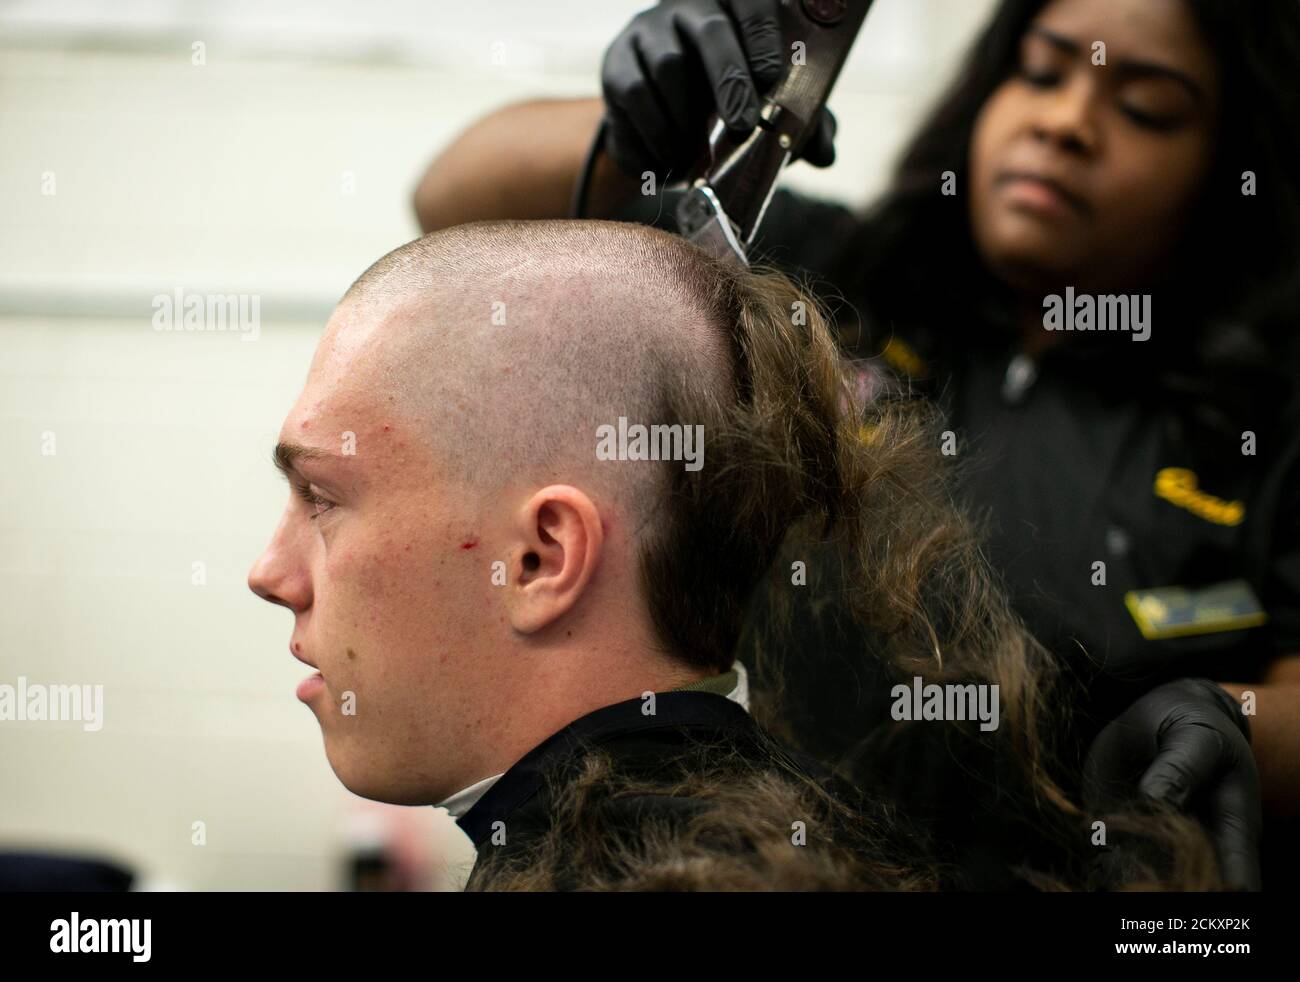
[473,239,1220,891]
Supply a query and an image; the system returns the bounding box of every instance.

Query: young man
[246,219,912,890]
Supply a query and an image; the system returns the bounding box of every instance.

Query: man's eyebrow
[272,441,336,479]
[1028,26,1206,103]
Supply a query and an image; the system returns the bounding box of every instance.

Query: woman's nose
[1031,78,1102,155]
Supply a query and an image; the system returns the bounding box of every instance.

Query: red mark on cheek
[300,420,311,430]
[460,538,479,551]
[382,424,391,432]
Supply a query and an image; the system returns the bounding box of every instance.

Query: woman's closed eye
[1118,80,1193,132]
[1020,65,1061,89]
[1120,104,1184,131]
[1018,65,1189,132]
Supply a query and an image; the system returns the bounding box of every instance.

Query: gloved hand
[1083,677,1261,890]
[601,0,838,180]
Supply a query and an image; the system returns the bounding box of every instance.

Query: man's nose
[248,514,311,611]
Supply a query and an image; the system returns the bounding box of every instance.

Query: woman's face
[968,0,1222,296]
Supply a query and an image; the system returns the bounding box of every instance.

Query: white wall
[0,0,998,890]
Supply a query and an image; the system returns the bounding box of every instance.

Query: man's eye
[293,482,335,520]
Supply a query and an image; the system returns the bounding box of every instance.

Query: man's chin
[321,739,444,806]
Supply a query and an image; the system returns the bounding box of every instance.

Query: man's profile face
[247,299,497,805]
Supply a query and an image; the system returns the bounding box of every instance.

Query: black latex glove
[1083,677,1261,890]
[601,0,838,180]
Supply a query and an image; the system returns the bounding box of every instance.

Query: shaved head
[334,220,735,532]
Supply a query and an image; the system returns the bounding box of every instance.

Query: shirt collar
[436,772,504,820]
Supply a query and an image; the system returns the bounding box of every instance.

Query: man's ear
[506,485,605,634]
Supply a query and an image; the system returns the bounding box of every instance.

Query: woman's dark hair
[836,0,1300,394]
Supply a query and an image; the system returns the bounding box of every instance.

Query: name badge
[1124,579,1268,640]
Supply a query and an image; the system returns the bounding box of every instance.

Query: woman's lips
[996,172,1088,219]
[296,671,325,702]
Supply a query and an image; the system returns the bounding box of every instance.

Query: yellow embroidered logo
[881,337,927,379]
[1153,468,1245,526]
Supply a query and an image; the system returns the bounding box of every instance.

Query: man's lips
[292,643,325,702]
[996,170,1090,216]
[296,671,325,702]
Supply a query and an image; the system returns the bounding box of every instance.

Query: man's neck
[436,662,748,815]
[442,654,736,802]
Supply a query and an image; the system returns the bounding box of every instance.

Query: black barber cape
[454,690,866,891]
